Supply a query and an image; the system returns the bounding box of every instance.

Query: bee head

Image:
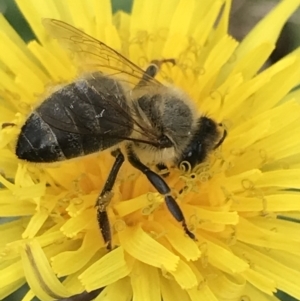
[177,117,226,170]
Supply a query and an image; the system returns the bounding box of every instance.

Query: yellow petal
[119,225,179,271]
[257,169,300,188]
[207,272,246,300]
[234,0,300,69]
[200,235,249,273]
[94,277,132,301]
[243,283,281,301]
[0,260,24,288]
[160,275,190,301]
[130,261,161,301]
[242,268,276,295]
[232,194,300,212]
[188,284,218,301]
[21,240,73,301]
[164,221,201,261]
[233,243,300,299]
[60,208,95,238]
[236,217,300,253]
[79,246,131,291]
[169,259,198,289]
[0,279,25,300]
[51,229,103,277]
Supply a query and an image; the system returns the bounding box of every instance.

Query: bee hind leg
[95,149,125,250]
[127,147,196,241]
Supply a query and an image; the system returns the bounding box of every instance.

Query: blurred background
[0,0,300,65]
[0,0,299,300]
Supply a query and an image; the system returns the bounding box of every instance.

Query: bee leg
[96,149,125,250]
[136,59,176,88]
[150,58,176,69]
[127,147,196,241]
[1,122,16,129]
[144,58,176,78]
[156,163,170,178]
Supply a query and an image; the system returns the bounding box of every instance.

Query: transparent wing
[42,18,162,88]
[38,75,162,147]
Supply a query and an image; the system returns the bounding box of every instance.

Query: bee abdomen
[16,76,133,163]
[16,108,106,163]
[16,111,67,162]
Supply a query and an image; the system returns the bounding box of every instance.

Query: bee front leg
[144,58,176,78]
[136,59,176,88]
[127,147,196,241]
[96,149,124,250]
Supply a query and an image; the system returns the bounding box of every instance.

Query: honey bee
[16,19,227,251]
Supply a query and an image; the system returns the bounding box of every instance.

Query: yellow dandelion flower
[1,0,300,301]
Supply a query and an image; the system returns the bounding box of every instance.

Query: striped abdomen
[16,74,133,163]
